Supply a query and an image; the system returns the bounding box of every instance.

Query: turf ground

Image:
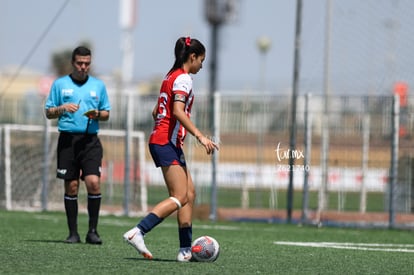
[1,210,413,274]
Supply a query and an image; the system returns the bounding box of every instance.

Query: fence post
[41,119,51,211]
[241,171,249,209]
[138,131,147,213]
[210,92,221,221]
[301,93,312,223]
[4,125,12,210]
[123,91,133,216]
[0,125,2,183]
[389,94,400,228]
[359,114,370,213]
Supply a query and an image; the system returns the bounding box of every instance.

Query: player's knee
[84,176,101,193]
[170,196,187,209]
[187,189,196,203]
[65,180,79,195]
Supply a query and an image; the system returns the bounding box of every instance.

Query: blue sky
[1,0,414,95]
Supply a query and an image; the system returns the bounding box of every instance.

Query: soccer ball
[191,236,220,262]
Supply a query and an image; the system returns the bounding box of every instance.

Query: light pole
[119,0,137,216]
[287,0,302,223]
[257,36,272,92]
[204,0,235,221]
[256,36,271,207]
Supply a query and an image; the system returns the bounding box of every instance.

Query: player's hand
[63,103,80,113]
[84,109,100,119]
[197,135,219,155]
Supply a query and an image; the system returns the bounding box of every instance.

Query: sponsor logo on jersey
[62,89,73,96]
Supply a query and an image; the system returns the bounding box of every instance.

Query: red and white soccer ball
[191,236,220,262]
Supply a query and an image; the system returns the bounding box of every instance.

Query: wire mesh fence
[1,92,414,227]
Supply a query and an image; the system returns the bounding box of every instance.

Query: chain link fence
[1,92,414,227]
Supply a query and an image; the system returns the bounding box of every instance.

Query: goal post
[0,124,147,214]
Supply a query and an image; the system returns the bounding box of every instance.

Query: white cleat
[177,247,192,262]
[123,227,153,260]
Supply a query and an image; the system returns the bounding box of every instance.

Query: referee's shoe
[86,229,102,245]
[65,232,81,244]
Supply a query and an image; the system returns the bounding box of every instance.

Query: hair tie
[185,37,191,46]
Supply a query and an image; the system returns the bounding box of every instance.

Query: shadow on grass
[25,239,72,244]
[124,257,177,262]
[25,239,106,245]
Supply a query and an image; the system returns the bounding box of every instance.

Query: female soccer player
[123,36,218,261]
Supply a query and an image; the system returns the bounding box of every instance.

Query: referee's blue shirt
[45,75,111,134]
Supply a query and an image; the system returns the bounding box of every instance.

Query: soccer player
[123,37,218,261]
[44,46,111,244]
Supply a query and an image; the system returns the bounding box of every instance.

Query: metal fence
[1,92,414,228]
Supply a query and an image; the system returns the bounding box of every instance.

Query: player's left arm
[173,100,199,137]
[97,110,110,121]
[173,99,218,154]
[96,84,111,121]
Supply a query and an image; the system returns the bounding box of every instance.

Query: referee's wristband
[97,111,101,118]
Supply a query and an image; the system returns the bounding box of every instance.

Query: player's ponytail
[168,36,205,74]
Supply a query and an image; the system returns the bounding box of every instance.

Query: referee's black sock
[64,194,78,235]
[87,193,102,232]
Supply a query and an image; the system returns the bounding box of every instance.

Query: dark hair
[168,37,205,74]
[71,46,91,62]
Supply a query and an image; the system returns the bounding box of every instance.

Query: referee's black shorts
[57,132,103,180]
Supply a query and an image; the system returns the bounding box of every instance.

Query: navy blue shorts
[149,143,186,167]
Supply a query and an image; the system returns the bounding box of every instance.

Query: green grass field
[1,210,413,275]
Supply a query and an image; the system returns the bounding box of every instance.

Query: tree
[50,41,93,76]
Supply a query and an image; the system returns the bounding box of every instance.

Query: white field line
[274,241,414,253]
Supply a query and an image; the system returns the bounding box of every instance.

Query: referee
[45,46,111,244]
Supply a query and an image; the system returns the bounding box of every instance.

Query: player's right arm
[45,103,80,119]
[44,82,80,119]
[152,103,158,121]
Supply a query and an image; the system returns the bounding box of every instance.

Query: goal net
[0,124,147,215]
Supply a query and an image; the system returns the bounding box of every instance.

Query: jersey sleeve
[172,74,192,98]
[98,82,111,111]
[44,79,61,109]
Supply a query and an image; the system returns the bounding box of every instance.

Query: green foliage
[1,210,414,274]
[51,49,72,76]
[50,41,93,76]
